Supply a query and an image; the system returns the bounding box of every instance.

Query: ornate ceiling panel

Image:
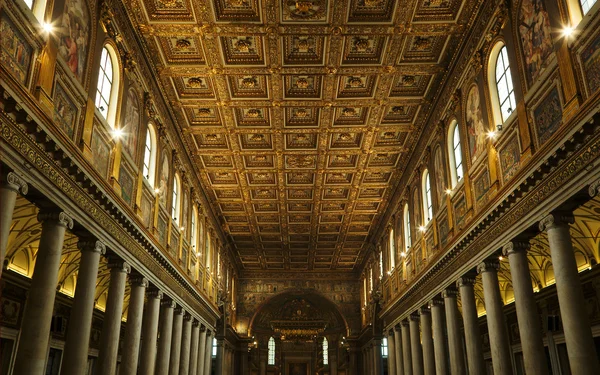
[125,0,483,272]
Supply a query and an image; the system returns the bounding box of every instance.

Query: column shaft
[457,278,486,375]
[409,316,424,375]
[61,240,105,375]
[387,331,397,375]
[156,301,176,375]
[394,327,404,375]
[478,261,512,375]
[429,300,448,375]
[97,259,131,375]
[13,211,73,375]
[196,329,207,375]
[373,339,382,375]
[420,310,435,375]
[540,214,600,374]
[139,290,163,375]
[189,322,200,375]
[169,309,184,375]
[203,332,213,375]
[179,315,193,375]
[443,289,466,375]
[215,338,224,375]
[120,275,149,375]
[0,172,27,278]
[401,321,413,375]
[504,242,549,375]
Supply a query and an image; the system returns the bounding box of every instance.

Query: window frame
[323,337,329,365]
[488,42,516,125]
[191,206,198,250]
[403,204,411,250]
[268,337,275,365]
[171,173,181,222]
[142,124,158,185]
[94,45,120,127]
[448,120,463,188]
[580,0,598,14]
[389,227,396,270]
[422,170,433,224]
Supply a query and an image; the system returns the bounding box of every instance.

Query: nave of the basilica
[2,0,600,374]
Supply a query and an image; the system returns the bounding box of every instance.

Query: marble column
[540,213,600,374]
[169,307,185,375]
[13,210,73,375]
[394,325,404,375]
[139,289,163,375]
[120,274,149,375]
[189,321,200,375]
[179,314,193,375]
[503,240,549,375]
[387,330,397,375]
[401,320,413,375]
[97,258,131,375]
[0,172,28,278]
[330,339,339,375]
[428,299,448,375]
[215,337,224,375]
[156,300,176,375]
[61,239,105,375]
[478,260,512,375]
[457,277,485,375]
[442,288,465,375]
[373,338,382,375]
[409,314,424,375]
[348,345,359,375]
[203,331,213,375]
[420,308,435,375]
[196,326,207,375]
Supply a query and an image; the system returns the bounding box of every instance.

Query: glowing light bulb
[486,130,497,139]
[42,22,53,33]
[418,226,426,233]
[445,189,452,195]
[562,26,574,37]
[112,128,124,139]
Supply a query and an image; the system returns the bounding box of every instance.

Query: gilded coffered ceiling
[122,0,481,272]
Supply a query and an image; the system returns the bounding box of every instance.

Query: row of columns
[386,212,600,375]
[362,338,382,375]
[0,172,215,375]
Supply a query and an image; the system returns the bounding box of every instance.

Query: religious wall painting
[465,84,487,164]
[453,192,467,229]
[425,234,434,259]
[581,29,600,96]
[90,127,110,177]
[122,88,140,158]
[433,146,446,207]
[412,187,422,229]
[182,189,189,234]
[170,231,180,258]
[158,149,170,207]
[0,297,22,327]
[140,193,152,228]
[53,83,78,139]
[157,214,167,246]
[499,134,521,183]
[473,168,491,210]
[56,0,90,82]
[0,13,33,85]
[118,161,135,206]
[533,87,562,146]
[437,212,449,248]
[181,243,188,268]
[518,0,554,85]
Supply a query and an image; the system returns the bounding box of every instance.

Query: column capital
[428,297,444,308]
[589,179,600,197]
[77,239,106,255]
[175,306,184,315]
[502,240,531,257]
[442,288,458,298]
[4,172,29,194]
[419,307,431,316]
[477,259,500,274]
[206,330,212,337]
[147,288,163,299]
[161,299,176,308]
[37,210,74,229]
[457,276,476,288]
[401,319,410,327]
[130,274,149,287]
[539,212,574,232]
[200,325,207,332]
[394,324,402,332]
[107,257,131,274]
[409,313,420,321]
[193,319,200,327]
[183,313,192,321]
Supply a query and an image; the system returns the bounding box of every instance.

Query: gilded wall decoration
[453,192,467,229]
[498,134,521,183]
[433,146,446,207]
[581,30,600,96]
[413,187,422,228]
[53,83,78,139]
[90,127,110,177]
[55,0,90,83]
[182,188,189,231]
[171,230,180,258]
[473,167,491,210]
[157,213,168,246]
[118,161,135,206]
[158,150,170,207]
[0,13,32,84]
[141,193,153,227]
[122,88,140,158]
[437,211,449,247]
[465,83,487,164]
[533,87,562,146]
[518,0,554,85]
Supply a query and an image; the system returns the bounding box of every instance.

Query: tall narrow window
[191,207,197,249]
[323,337,329,365]
[212,338,217,357]
[404,204,411,250]
[581,0,597,14]
[448,121,463,188]
[172,174,180,222]
[495,45,516,123]
[389,228,396,270]
[142,125,157,183]
[268,337,275,365]
[24,0,33,8]
[95,47,114,120]
[423,171,433,223]
[382,337,388,358]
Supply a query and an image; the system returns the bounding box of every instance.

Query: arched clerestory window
[403,204,411,251]
[422,170,433,224]
[268,337,275,365]
[95,45,120,127]
[172,173,181,222]
[142,124,157,184]
[389,227,396,270]
[580,0,597,14]
[191,206,198,250]
[448,121,463,188]
[488,42,516,125]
